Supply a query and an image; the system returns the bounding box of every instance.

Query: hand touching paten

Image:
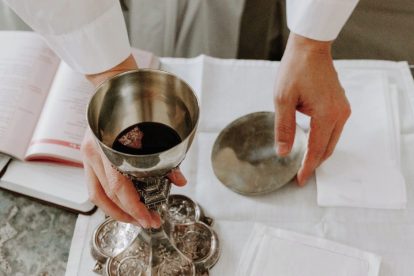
[274,33,351,185]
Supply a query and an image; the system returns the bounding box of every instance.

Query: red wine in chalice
[112,122,182,155]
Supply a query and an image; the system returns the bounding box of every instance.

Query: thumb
[274,100,296,157]
[167,168,187,187]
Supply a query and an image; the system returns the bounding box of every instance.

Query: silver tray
[91,194,220,276]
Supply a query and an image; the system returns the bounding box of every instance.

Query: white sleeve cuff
[287,0,359,41]
[41,1,131,74]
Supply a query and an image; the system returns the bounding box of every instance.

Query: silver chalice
[87,70,220,275]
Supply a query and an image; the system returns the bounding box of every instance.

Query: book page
[0,31,60,159]
[25,62,94,165]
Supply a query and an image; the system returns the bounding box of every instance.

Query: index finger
[101,158,155,228]
[297,117,335,185]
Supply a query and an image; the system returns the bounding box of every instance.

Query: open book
[0,31,158,165]
[0,31,159,212]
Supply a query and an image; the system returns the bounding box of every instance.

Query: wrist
[286,33,332,57]
[86,55,138,87]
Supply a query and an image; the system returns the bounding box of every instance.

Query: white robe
[3,0,358,74]
[125,0,245,58]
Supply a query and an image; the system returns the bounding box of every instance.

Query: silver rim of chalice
[211,111,306,195]
[86,69,199,178]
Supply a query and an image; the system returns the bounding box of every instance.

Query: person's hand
[82,55,187,228]
[274,33,351,185]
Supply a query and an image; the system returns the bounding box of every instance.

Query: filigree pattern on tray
[91,194,220,276]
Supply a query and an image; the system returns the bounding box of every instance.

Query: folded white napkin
[316,71,406,209]
[237,224,381,276]
[65,210,105,276]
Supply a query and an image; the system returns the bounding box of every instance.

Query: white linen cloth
[237,224,381,276]
[316,73,407,209]
[164,56,407,211]
[65,210,105,276]
[4,0,358,74]
[67,59,414,275]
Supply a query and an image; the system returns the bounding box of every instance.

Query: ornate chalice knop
[87,70,220,275]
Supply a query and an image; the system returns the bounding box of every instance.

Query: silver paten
[87,70,219,275]
[211,112,307,195]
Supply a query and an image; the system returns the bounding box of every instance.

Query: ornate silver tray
[91,194,220,276]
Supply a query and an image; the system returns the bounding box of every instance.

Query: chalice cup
[87,70,219,275]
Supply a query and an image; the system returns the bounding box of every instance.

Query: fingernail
[296,171,302,185]
[276,142,290,156]
[150,212,162,228]
[175,172,187,184]
[151,220,161,229]
[137,219,150,229]
[296,172,306,187]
